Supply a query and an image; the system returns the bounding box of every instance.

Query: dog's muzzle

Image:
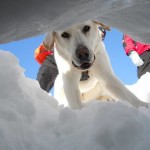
[72,55,95,70]
[72,45,96,70]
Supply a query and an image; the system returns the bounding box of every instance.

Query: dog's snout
[76,45,89,60]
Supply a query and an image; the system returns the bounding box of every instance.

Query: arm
[122,34,144,66]
[34,43,53,64]
[122,34,136,55]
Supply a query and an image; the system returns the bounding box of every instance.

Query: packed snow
[126,73,150,103]
[1,0,150,150]
[0,50,150,150]
[0,0,150,44]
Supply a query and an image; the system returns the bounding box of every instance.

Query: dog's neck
[80,70,89,81]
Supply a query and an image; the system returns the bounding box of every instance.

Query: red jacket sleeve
[122,34,137,55]
[34,43,53,64]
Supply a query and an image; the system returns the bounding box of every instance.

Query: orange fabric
[34,44,53,64]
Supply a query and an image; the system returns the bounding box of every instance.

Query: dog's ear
[43,31,55,50]
[93,20,111,31]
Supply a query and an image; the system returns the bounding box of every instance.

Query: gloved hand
[129,51,144,67]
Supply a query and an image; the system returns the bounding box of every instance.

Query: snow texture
[1,0,150,150]
[126,73,150,103]
[0,50,150,150]
[0,0,150,43]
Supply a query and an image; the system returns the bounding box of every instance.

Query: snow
[1,0,150,150]
[0,51,150,150]
[0,0,150,43]
[126,73,150,103]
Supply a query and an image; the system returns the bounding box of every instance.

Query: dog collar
[80,70,89,81]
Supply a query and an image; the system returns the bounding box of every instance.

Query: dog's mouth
[72,56,96,70]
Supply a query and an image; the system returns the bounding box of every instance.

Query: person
[35,27,107,93]
[122,34,150,78]
[35,44,58,92]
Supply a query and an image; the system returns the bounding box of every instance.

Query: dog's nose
[76,45,89,60]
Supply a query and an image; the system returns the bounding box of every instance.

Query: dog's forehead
[58,20,94,34]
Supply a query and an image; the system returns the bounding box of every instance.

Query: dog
[43,20,148,109]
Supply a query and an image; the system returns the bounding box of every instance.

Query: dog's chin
[72,62,92,70]
[72,56,95,70]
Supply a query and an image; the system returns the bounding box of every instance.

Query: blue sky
[0,28,138,85]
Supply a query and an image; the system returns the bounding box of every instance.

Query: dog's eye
[83,25,90,33]
[61,32,70,38]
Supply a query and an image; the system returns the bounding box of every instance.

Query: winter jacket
[34,43,53,64]
[122,34,150,56]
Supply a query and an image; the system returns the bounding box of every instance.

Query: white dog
[43,20,148,109]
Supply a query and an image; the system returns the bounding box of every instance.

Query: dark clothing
[36,54,58,92]
[137,50,150,78]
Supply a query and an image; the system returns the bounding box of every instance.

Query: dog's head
[43,20,110,70]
